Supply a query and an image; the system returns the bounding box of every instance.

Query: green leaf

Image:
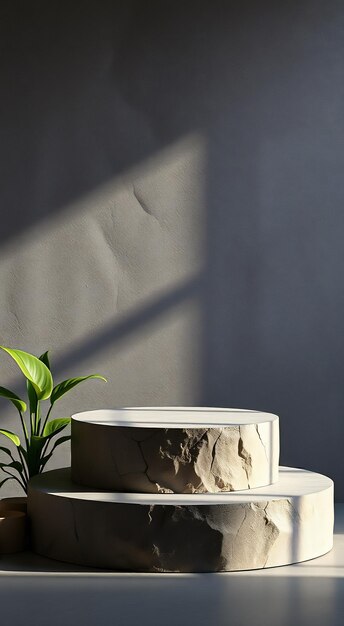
[43,417,71,438]
[27,380,38,415]
[0,429,20,447]
[0,386,27,412]
[50,374,106,405]
[0,347,53,400]
[26,419,70,476]
[39,351,50,370]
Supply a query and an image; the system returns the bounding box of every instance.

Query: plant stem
[41,403,53,435]
[35,400,41,435]
[41,438,50,461]
[17,447,29,483]
[18,409,29,446]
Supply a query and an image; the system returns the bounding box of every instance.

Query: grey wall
[1,1,344,497]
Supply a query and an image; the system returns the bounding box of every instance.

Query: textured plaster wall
[1,1,344,497]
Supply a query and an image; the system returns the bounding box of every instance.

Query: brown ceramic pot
[0,510,27,554]
[0,496,27,514]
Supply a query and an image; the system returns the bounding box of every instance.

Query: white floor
[1,504,344,626]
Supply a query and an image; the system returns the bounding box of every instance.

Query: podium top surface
[71,407,279,428]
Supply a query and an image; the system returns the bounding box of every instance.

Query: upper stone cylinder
[71,407,279,494]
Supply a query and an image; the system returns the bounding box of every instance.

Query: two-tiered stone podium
[28,408,334,572]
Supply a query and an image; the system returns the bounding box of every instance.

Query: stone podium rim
[29,466,333,504]
[71,407,279,429]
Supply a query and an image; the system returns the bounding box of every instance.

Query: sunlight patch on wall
[0,133,206,415]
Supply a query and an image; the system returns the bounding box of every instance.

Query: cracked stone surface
[28,467,334,572]
[71,408,279,493]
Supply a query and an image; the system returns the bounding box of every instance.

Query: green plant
[0,347,106,493]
